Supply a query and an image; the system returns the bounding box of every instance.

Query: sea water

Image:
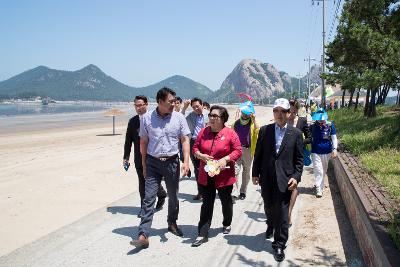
[0,101,122,117]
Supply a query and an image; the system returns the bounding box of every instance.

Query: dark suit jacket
[296,117,311,145]
[123,115,142,168]
[252,123,304,193]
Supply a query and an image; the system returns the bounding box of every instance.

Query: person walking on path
[252,98,304,262]
[130,87,191,249]
[287,99,311,226]
[232,101,259,202]
[310,108,338,197]
[123,95,167,216]
[191,105,242,247]
[184,98,209,201]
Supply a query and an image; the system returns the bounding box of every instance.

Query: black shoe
[222,226,231,234]
[155,197,166,210]
[265,226,273,239]
[193,194,202,201]
[168,223,184,237]
[191,236,208,247]
[273,247,285,262]
[239,193,246,200]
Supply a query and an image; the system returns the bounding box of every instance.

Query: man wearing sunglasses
[252,98,304,262]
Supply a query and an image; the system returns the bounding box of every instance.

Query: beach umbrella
[104,108,125,135]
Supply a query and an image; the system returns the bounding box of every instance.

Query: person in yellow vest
[232,101,259,201]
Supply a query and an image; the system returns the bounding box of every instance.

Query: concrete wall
[332,154,400,267]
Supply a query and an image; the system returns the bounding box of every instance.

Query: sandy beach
[0,104,270,256]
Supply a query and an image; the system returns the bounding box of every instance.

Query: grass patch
[329,105,400,248]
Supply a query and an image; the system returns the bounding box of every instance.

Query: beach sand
[0,104,271,256]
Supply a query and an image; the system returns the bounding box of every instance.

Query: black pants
[136,167,167,210]
[190,138,201,195]
[261,181,291,249]
[197,177,233,237]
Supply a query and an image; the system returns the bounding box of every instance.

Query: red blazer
[193,126,242,188]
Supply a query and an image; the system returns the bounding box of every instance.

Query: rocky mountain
[0,65,213,101]
[212,59,321,103]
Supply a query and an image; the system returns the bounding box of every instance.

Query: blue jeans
[138,155,180,238]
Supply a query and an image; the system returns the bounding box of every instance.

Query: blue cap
[311,108,328,121]
[239,101,255,115]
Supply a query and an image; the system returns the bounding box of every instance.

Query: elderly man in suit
[252,98,304,262]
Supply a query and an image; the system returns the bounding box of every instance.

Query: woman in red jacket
[191,105,242,247]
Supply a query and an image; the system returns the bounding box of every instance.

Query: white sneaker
[316,188,323,198]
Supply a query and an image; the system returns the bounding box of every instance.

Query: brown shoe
[130,234,149,249]
[168,223,184,237]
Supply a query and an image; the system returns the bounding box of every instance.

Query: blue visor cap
[239,101,255,116]
[312,109,328,121]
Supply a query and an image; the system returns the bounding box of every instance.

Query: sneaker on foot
[316,188,323,198]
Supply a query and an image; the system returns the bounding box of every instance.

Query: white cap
[273,98,290,110]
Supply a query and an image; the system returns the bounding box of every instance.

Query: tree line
[324,0,400,117]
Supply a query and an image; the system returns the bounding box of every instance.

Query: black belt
[242,145,250,148]
[148,154,178,162]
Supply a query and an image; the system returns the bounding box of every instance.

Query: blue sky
[0,0,342,90]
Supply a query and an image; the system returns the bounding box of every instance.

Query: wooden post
[113,116,115,135]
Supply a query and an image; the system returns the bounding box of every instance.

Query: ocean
[0,101,126,117]
[0,102,160,134]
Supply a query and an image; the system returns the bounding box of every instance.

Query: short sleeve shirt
[139,109,191,157]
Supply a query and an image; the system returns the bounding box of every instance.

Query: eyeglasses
[208,114,221,119]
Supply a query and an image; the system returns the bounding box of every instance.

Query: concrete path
[0,168,364,267]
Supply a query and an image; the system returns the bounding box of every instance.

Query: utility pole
[296,74,302,99]
[304,56,316,100]
[313,0,326,107]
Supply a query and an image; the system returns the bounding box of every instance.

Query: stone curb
[332,153,400,267]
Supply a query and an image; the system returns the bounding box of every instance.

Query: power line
[327,0,343,42]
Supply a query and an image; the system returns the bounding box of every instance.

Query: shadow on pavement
[178,192,203,203]
[286,246,348,266]
[235,252,272,267]
[113,224,204,254]
[244,210,265,223]
[298,186,316,196]
[106,206,141,216]
[224,232,272,253]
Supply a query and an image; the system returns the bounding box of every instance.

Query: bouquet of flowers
[204,160,230,177]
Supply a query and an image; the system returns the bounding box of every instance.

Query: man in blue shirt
[130,87,191,249]
[310,108,338,197]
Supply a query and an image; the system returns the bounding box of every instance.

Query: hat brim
[312,113,328,121]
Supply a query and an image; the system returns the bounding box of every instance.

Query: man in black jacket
[252,98,304,262]
[123,95,167,216]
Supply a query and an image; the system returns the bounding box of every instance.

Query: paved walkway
[0,167,364,267]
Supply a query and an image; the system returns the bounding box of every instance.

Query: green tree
[325,0,400,117]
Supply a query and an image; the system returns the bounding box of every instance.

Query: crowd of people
[123,87,338,262]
